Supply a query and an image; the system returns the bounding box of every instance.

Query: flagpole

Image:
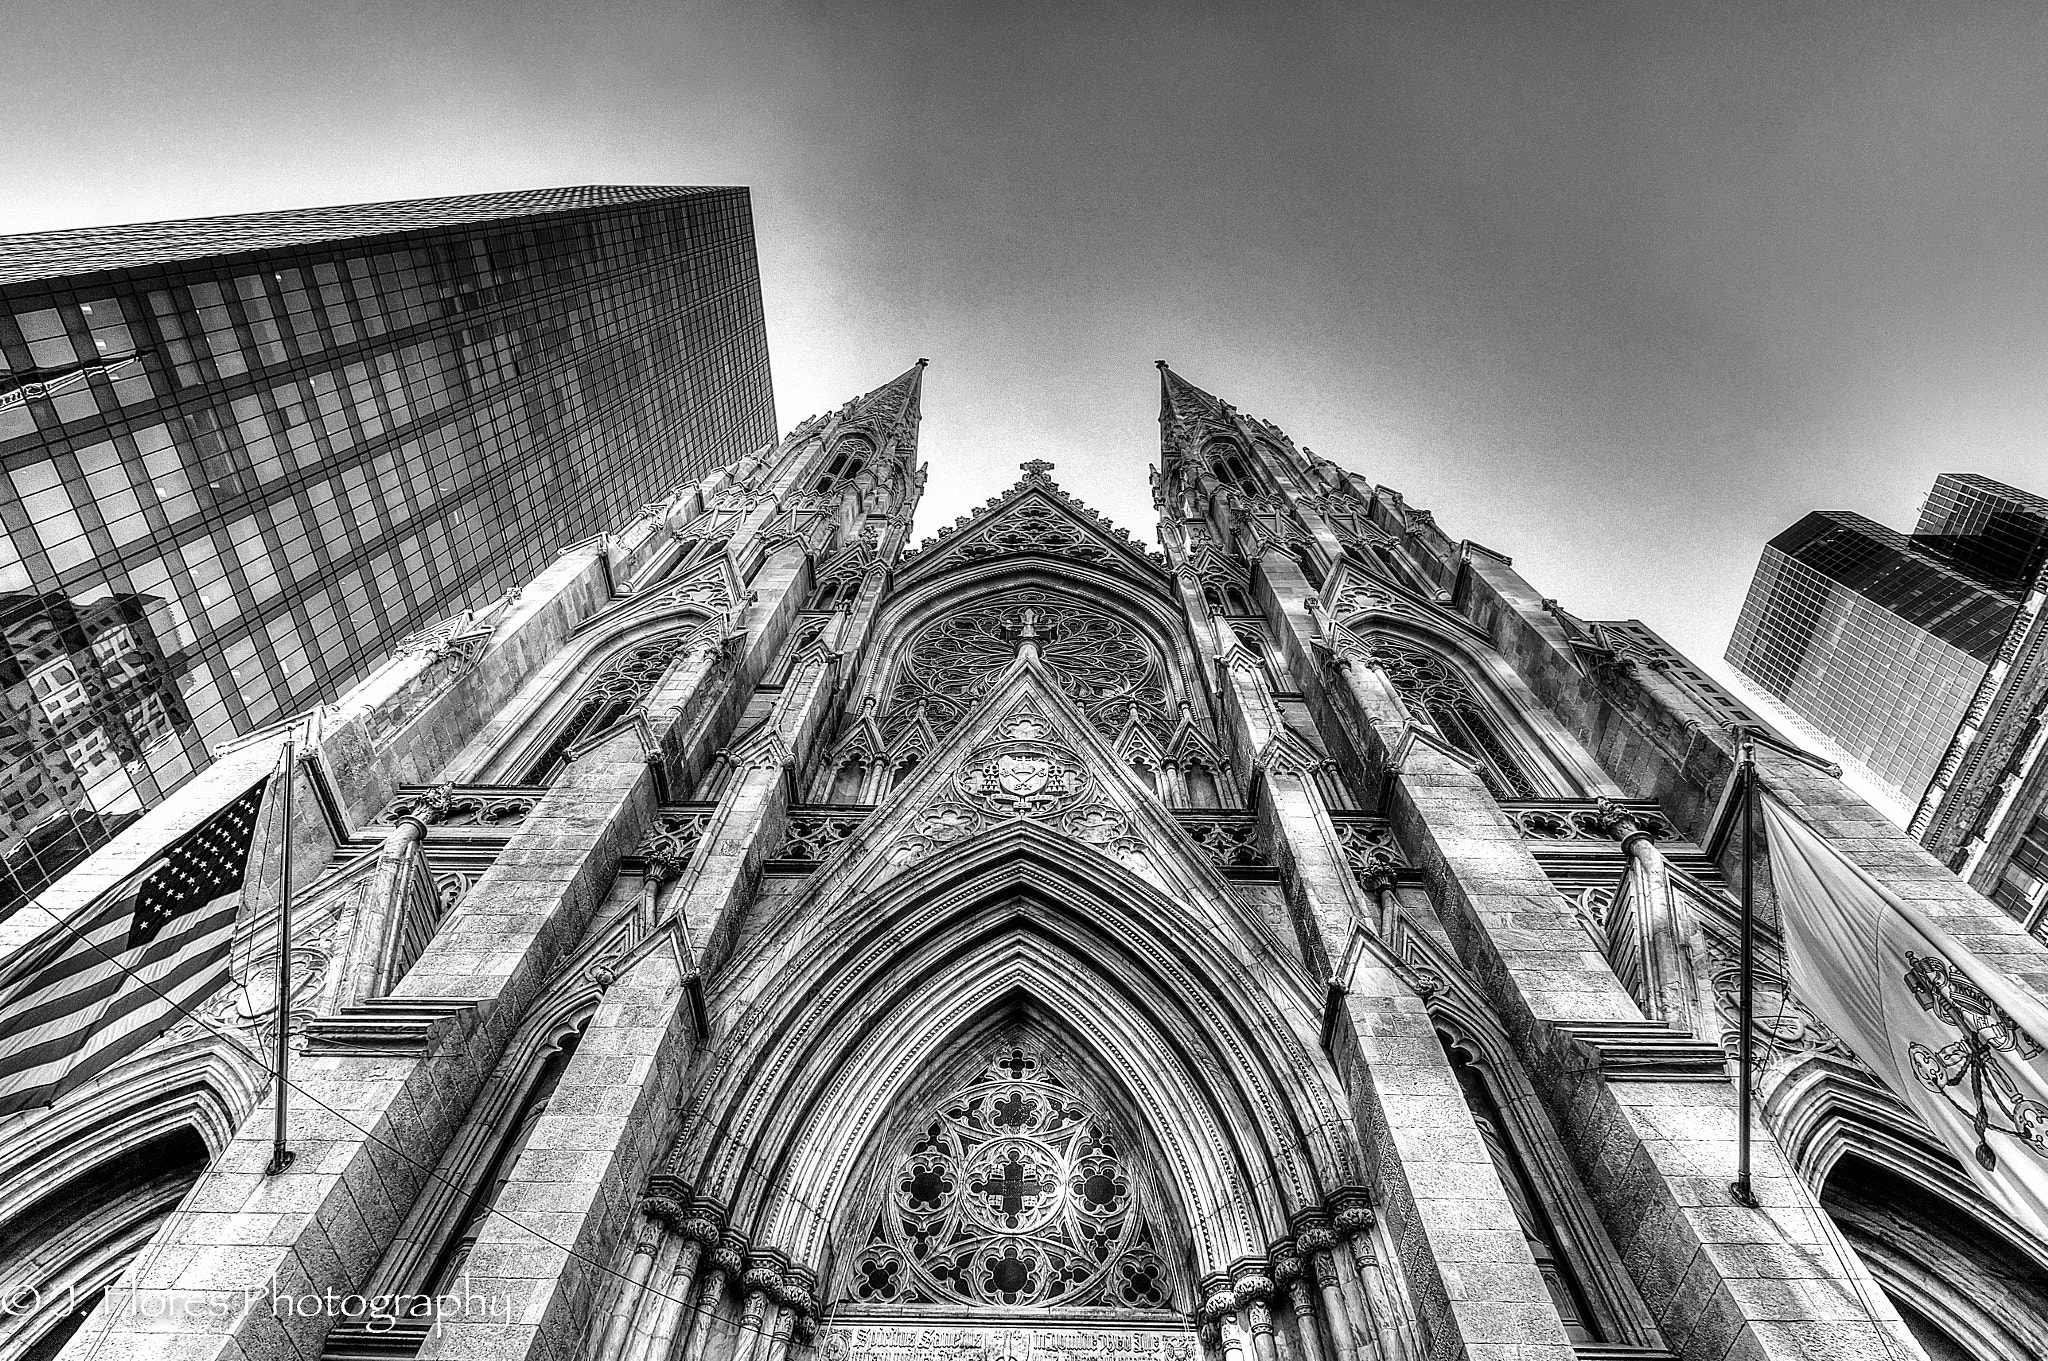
[268,738,296,1176]
[1730,737,1759,1208]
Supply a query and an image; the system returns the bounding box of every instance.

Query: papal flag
[1763,792,2048,1238]
[0,769,277,1117]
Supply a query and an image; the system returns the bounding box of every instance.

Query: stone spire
[836,358,928,445]
[1156,359,1226,429]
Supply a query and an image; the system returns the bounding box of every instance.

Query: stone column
[594,1209,669,1360]
[1290,1225,1360,1361]
[1234,1270,1283,1361]
[1270,1244,1328,1361]
[730,1261,783,1361]
[677,1243,743,1361]
[626,1210,720,1361]
[1202,1283,1248,1361]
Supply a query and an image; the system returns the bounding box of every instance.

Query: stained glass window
[843,1038,1175,1313]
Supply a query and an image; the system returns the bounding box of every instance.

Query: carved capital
[1294,1225,1338,1256]
[640,1192,687,1225]
[676,1215,723,1249]
[1201,1289,1239,1323]
[1232,1274,1274,1307]
[1327,1187,1376,1236]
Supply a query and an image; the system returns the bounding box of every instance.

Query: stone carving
[380,786,538,830]
[1061,805,1129,846]
[640,807,716,875]
[818,1327,1196,1361]
[1174,816,1265,869]
[779,809,870,862]
[958,726,1091,818]
[886,590,1171,746]
[1500,801,1676,844]
[841,1038,1173,1311]
[1330,817,1405,891]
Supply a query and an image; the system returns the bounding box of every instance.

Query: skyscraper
[1727,473,2048,929]
[0,186,775,907]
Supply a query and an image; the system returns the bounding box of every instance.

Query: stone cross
[1020,459,1055,479]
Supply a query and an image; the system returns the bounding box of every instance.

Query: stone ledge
[302,998,479,1056]
[1554,1021,1729,1082]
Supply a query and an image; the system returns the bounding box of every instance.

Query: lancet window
[813,436,873,493]
[521,629,695,783]
[884,589,1172,746]
[1445,1044,1601,1343]
[1363,635,1538,799]
[1206,441,1261,496]
[840,1039,1177,1313]
[424,1032,580,1294]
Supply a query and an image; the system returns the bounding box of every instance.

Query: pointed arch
[456,615,717,783]
[863,564,1208,761]
[831,1024,1192,1315]
[1350,626,1620,798]
[664,821,1365,1293]
[0,1035,255,1361]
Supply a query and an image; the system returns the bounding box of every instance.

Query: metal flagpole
[1730,737,1759,1208]
[268,737,296,1176]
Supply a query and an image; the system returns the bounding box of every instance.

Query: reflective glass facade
[1727,489,2039,811]
[0,186,775,908]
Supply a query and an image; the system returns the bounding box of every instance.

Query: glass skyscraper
[1728,473,2048,933]
[1727,503,2020,807]
[0,186,775,908]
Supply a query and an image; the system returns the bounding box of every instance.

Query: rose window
[842,1040,1174,1312]
[885,589,1171,745]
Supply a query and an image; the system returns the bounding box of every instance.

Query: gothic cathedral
[15,363,2048,1361]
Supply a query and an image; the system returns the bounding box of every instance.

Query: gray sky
[8,0,2048,702]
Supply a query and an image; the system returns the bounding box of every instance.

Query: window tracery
[843,1039,1174,1313]
[521,629,697,783]
[884,590,1171,745]
[1362,635,1538,800]
[814,436,873,493]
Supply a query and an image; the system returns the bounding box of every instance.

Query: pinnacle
[780,360,927,446]
[1156,361,1226,428]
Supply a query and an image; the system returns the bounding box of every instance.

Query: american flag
[0,774,273,1117]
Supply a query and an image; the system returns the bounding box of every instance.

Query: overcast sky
[7,0,2047,709]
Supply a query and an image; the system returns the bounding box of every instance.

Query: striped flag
[0,771,275,1117]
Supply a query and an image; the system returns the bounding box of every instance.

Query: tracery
[884,589,1171,745]
[521,628,697,783]
[841,1037,1175,1313]
[1363,634,1538,800]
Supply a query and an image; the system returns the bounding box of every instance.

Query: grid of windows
[0,186,775,909]
[1992,809,2048,937]
[1728,530,1999,808]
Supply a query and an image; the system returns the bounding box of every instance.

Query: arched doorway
[0,1126,209,1361]
[1822,1155,2048,1361]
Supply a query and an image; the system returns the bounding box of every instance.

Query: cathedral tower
[9,363,2047,1361]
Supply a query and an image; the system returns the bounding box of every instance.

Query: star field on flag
[0,775,272,1117]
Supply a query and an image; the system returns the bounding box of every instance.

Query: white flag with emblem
[1762,792,2048,1239]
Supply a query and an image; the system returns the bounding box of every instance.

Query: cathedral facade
[9,362,2048,1361]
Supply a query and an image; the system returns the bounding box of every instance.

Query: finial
[916,358,929,367]
[1155,359,1169,369]
[1020,458,1055,479]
